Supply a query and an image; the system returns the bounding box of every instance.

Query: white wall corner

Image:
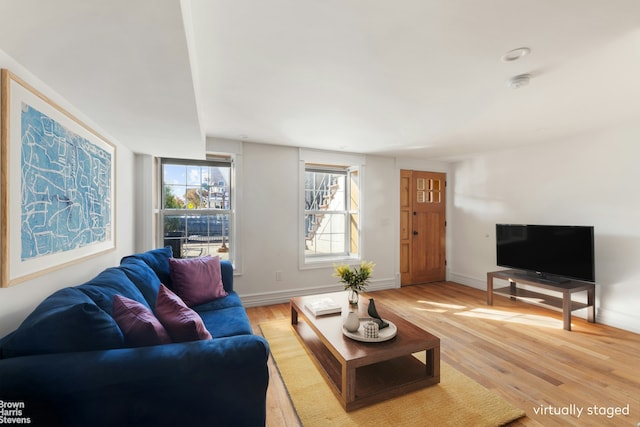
[134,153,155,252]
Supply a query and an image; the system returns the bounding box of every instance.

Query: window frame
[301,161,362,267]
[158,156,235,263]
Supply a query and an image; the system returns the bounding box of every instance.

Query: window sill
[301,255,361,270]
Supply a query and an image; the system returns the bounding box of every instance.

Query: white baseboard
[448,272,485,290]
[239,277,398,308]
[597,307,640,334]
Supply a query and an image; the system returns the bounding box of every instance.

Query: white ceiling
[0,0,202,158]
[1,0,639,160]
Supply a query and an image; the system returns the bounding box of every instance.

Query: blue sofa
[0,247,270,427]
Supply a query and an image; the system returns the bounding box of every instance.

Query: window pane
[332,176,345,210]
[349,169,359,211]
[162,214,230,260]
[349,169,359,254]
[350,213,359,254]
[161,159,232,260]
[186,165,202,186]
[206,173,230,209]
[162,214,186,257]
[184,214,230,260]
[164,185,185,209]
[164,164,186,185]
[304,164,360,260]
[305,213,346,256]
[305,171,345,211]
[185,187,205,209]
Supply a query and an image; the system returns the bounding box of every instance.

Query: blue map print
[21,102,112,260]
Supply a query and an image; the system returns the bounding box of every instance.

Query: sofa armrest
[220,259,234,292]
[0,335,269,427]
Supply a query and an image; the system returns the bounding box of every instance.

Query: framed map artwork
[1,69,116,287]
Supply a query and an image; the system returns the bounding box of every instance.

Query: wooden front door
[400,170,446,285]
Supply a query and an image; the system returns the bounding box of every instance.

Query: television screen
[496,224,595,283]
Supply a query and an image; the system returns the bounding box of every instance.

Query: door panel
[401,170,446,285]
[399,170,412,284]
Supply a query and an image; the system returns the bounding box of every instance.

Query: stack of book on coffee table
[305,297,341,316]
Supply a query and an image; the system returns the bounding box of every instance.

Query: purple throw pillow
[112,295,172,347]
[168,256,227,307]
[155,284,212,342]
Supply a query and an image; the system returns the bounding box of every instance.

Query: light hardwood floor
[246,282,640,427]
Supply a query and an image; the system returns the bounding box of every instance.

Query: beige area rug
[261,320,525,427]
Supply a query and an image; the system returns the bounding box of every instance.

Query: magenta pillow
[155,284,212,342]
[112,295,171,347]
[168,256,227,307]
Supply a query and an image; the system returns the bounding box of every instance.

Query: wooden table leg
[509,279,516,301]
[343,363,356,409]
[428,346,440,381]
[486,273,493,305]
[587,286,596,323]
[562,291,571,331]
[425,348,434,377]
[291,304,298,325]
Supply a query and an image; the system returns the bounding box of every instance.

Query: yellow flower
[333,261,375,292]
[333,264,351,278]
[360,261,375,274]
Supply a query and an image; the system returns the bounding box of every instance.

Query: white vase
[344,311,360,332]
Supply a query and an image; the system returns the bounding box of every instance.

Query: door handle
[413,231,418,236]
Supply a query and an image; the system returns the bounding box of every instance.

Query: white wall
[225,142,399,306]
[449,126,640,333]
[203,138,453,306]
[201,139,454,306]
[0,51,136,337]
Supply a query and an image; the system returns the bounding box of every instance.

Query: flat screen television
[496,224,595,283]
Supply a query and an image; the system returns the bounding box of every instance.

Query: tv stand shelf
[487,269,595,331]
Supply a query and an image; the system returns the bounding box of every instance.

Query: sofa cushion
[113,295,171,347]
[193,290,243,312]
[155,285,212,342]
[78,267,150,315]
[198,306,254,339]
[1,288,124,358]
[169,256,227,307]
[121,246,173,287]
[119,257,163,308]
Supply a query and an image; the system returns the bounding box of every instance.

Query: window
[160,157,233,261]
[304,164,360,262]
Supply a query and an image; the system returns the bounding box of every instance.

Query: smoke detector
[506,73,531,89]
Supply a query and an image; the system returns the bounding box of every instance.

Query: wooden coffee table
[290,291,440,411]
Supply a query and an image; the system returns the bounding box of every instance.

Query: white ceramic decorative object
[343,311,360,332]
[363,321,379,339]
[342,318,398,342]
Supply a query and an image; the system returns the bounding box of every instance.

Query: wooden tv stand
[486,269,595,331]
